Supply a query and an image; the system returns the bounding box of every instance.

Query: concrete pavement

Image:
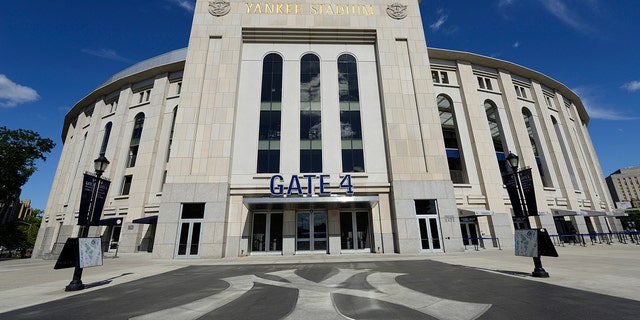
[0,242,639,315]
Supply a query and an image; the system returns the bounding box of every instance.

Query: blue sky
[1,0,639,210]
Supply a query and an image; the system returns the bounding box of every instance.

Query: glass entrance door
[176,203,205,258]
[340,211,371,251]
[108,226,121,252]
[177,221,201,257]
[417,216,442,252]
[460,219,479,246]
[296,211,327,252]
[252,213,283,253]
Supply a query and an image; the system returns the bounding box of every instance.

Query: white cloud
[82,48,133,63]
[499,0,515,7]
[430,9,448,31]
[167,0,195,12]
[513,41,520,48]
[574,87,637,121]
[0,74,40,108]
[538,0,596,34]
[622,81,640,92]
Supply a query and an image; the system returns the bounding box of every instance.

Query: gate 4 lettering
[270,174,354,196]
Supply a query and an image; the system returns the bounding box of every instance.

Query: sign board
[514,229,538,257]
[54,238,79,269]
[79,238,103,268]
[537,228,558,257]
[514,229,558,258]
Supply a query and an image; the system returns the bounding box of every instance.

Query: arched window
[99,122,112,155]
[484,100,508,176]
[523,108,551,187]
[338,54,364,172]
[438,94,465,183]
[257,53,283,173]
[127,113,145,168]
[300,53,322,173]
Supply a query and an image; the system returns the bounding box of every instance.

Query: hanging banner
[78,174,96,226]
[503,173,525,217]
[90,178,110,226]
[78,173,111,226]
[518,168,538,216]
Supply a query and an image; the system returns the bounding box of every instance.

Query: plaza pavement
[0,242,638,314]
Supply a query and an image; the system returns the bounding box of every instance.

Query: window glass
[99,122,112,155]
[181,203,205,219]
[300,54,322,173]
[121,175,132,195]
[257,53,283,173]
[438,94,465,183]
[415,200,438,215]
[338,54,364,172]
[127,113,145,167]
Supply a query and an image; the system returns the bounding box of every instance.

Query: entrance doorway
[415,200,443,252]
[176,203,205,258]
[340,211,371,251]
[460,218,479,246]
[252,213,283,253]
[296,211,327,252]
[108,226,121,252]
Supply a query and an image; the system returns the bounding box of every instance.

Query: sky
[1,0,639,211]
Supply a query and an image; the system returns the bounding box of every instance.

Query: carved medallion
[209,0,231,17]
[387,3,408,20]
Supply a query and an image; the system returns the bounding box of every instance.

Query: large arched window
[257,53,283,173]
[338,54,364,172]
[99,122,112,156]
[300,53,322,173]
[127,112,145,168]
[523,108,551,187]
[438,94,465,183]
[484,100,508,176]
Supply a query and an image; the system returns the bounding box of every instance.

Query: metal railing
[550,232,640,247]
[462,237,502,251]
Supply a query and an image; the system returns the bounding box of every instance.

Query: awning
[582,210,607,217]
[551,209,584,216]
[132,216,158,224]
[458,208,493,217]
[97,217,124,226]
[243,195,379,210]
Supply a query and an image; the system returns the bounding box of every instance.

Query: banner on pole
[518,168,538,216]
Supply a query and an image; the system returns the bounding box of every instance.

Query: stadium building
[34,0,621,259]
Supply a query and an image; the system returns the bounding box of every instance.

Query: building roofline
[427,47,589,124]
[62,48,188,140]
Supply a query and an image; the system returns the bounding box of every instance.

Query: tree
[0,127,55,221]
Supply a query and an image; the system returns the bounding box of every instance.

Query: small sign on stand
[54,237,103,269]
[515,228,558,257]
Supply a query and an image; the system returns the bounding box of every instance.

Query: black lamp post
[506,152,549,278]
[65,155,110,291]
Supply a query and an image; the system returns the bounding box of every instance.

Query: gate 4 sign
[270,174,354,196]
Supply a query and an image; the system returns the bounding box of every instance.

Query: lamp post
[65,155,109,291]
[506,152,549,278]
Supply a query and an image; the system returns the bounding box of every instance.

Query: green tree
[0,126,55,221]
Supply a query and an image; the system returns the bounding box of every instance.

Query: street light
[507,151,549,278]
[65,155,109,291]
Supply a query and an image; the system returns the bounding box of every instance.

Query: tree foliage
[0,126,55,219]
